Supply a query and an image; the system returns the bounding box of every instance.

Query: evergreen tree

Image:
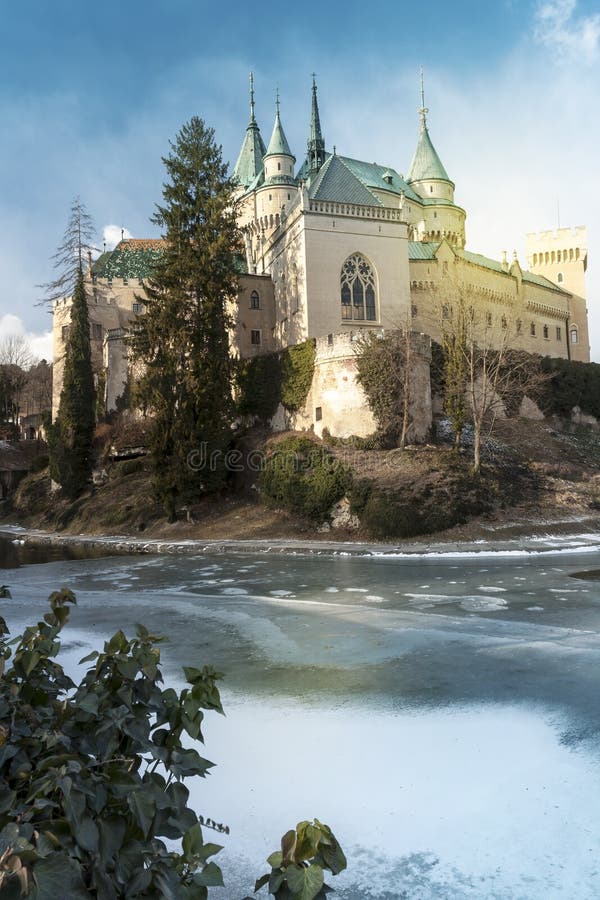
[38,197,95,305]
[48,264,96,495]
[131,117,240,519]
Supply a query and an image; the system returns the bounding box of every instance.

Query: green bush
[259,436,351,521]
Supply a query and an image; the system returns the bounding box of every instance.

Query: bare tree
[38,197,96,305]
[440,287,548,473]
[0,334,34,370]
[0,335,36,425]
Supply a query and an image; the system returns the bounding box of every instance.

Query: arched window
[543,324,549,339]
[530,322,536,336]
[340,254,377,322]
[250,290,260,309]
[557,272,563,283]
[571,326,579,344]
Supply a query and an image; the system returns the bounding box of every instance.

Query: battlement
[314,329,431,362]
[526,226,587,247]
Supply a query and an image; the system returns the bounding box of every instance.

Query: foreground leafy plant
[249,819,347,899]
[0,589,225,898]
[0,591,347,898]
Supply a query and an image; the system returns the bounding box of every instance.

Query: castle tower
[262,91,296,186]
[406,71,466,249]
[526,226,589,361]
[255,92,297,225]
[406,71,455,203]
[306,75,326,177]
[526,226,587,299]
[233,73,267,191]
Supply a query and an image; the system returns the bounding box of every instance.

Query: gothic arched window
[250,290,260,309]
[340,254,377,322]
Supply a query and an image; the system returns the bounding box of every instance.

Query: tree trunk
[473,418,481,474]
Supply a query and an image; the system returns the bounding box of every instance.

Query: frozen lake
[3,541,600,898]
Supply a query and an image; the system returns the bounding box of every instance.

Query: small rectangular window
[91,323,103,341]
[530,322,536,336]
[250,330,261,345]
[61,325,70,342]
[556,326,562,341]
[132,302,143,314]
[315,406,322,422]
[327,333,334,345]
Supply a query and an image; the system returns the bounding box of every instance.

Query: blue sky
[1,0,599,359]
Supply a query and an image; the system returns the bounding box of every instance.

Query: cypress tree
[131,117,240,519]
[49,264,96,496]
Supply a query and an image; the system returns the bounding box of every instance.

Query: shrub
[259,436,351,521]
[0,589,225,898]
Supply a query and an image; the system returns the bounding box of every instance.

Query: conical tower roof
[407,71,452,184]
[233,74,267,189]
[265,92,294,159]
[407,123,451,183]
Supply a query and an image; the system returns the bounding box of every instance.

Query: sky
[0,0,599,361]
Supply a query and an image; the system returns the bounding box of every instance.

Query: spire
[265,91,294,159]
[419,65,428,129]
[307,74,326,176]
[249,71,256,123]
[233,72,267,190]
[406,68,452,184]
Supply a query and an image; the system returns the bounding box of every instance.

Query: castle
[52,76,591,438]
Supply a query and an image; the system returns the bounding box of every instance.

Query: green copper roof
[233,74,267,189]
[407,124,451,184]
[309,154,383,206]
[233,123,266,189]
[463,250,570,293]
[265,108,294,159]
[92,240,165,279]
[338,157,422,202]
[408,241,441,260]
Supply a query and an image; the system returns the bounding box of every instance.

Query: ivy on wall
[237,339,316,421]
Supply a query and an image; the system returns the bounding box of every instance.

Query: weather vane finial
[275,86,280,114]
[419,66,428,128]
[249,71,255,121]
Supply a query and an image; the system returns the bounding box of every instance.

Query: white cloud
[0,314,53,363]
[102,224,133,251]
[534,0,600,62]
